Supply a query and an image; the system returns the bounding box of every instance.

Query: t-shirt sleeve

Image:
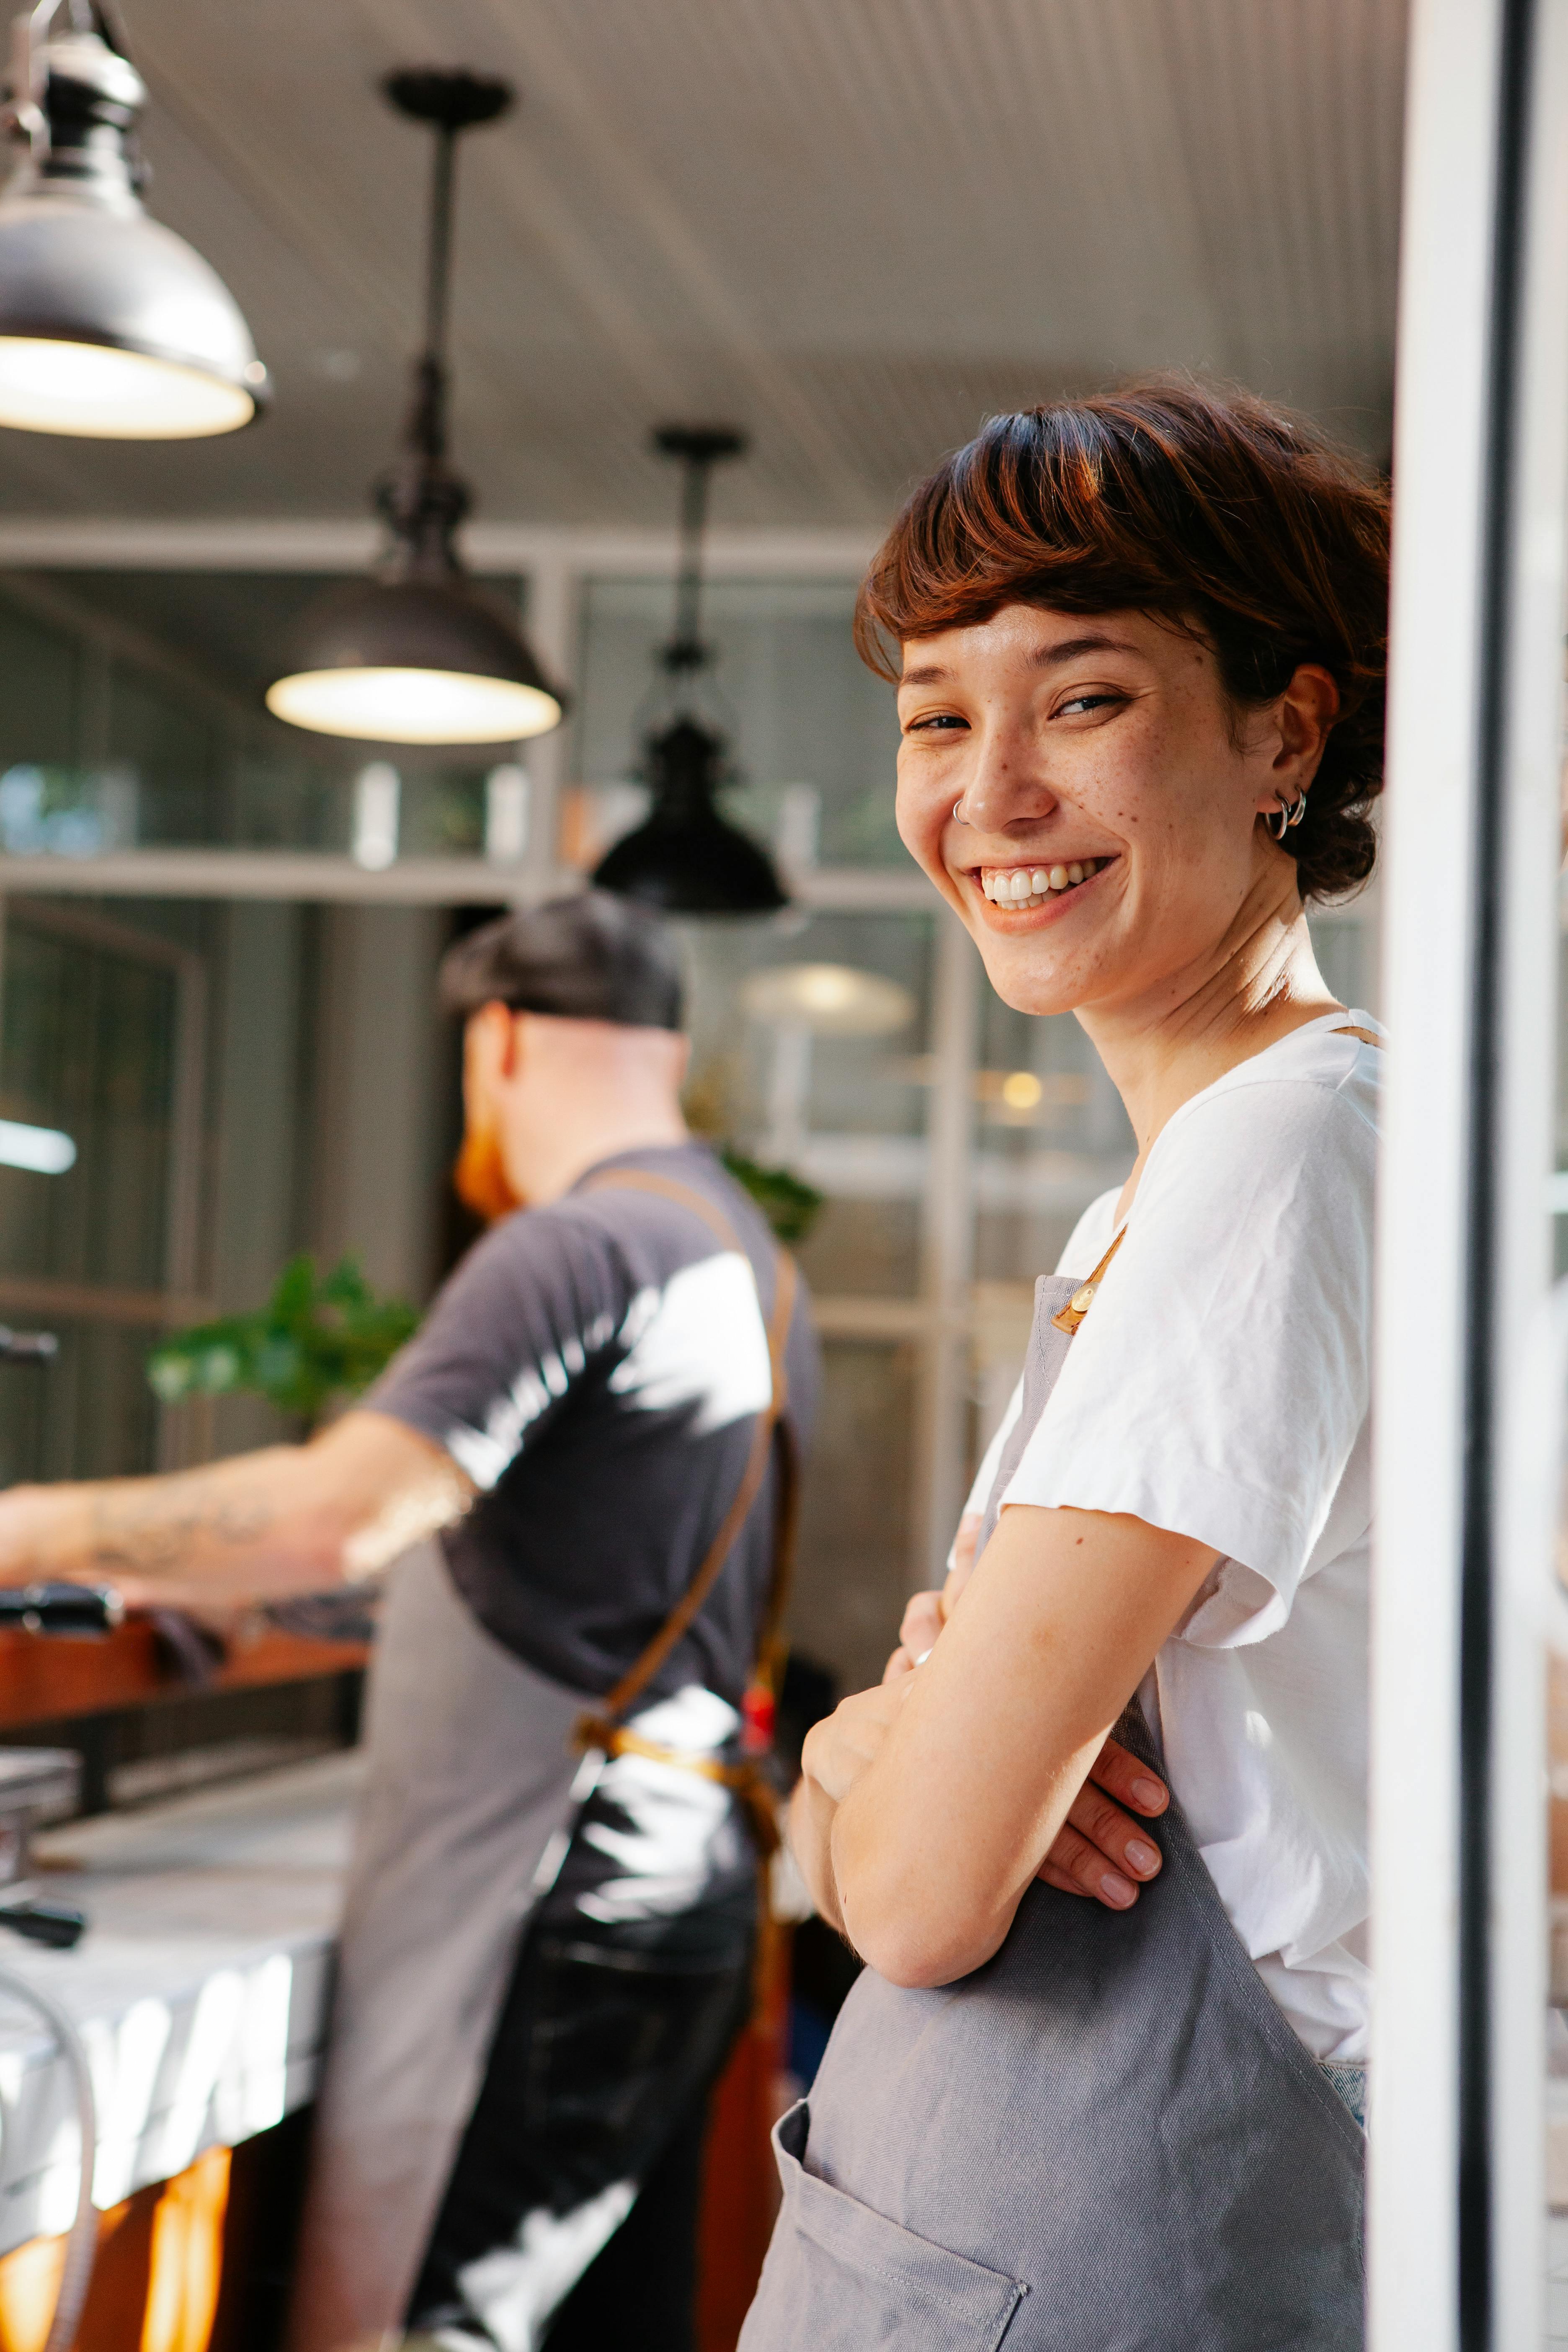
[999,1078,1375,1648]
[365,1203,634,1489]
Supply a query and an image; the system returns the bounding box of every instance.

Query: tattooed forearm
[0,1411,469,1603]
[88,1474,278,1574]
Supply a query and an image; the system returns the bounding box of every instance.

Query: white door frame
[1375,2,1568,2343]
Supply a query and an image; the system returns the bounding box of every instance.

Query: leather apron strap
[1050,1020,1381,1340]
[573,1168,800,1858]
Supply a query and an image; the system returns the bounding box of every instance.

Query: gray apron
[286,1538,593,2352]
[741,1270,1365,2352]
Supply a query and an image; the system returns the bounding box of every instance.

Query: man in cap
[0,891,818,2352]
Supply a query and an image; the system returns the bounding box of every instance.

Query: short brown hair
[855,379,1390,902]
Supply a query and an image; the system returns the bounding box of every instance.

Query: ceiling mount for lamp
[266,67,566,749]
[0,0,269,436]
[593,425,787,916]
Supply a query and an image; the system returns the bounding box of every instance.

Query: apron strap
[1050,1019,1382,1339]
[575,1168,800,1733]
[1051,1225,1127,1336]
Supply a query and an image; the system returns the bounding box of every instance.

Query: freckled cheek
[894,765,949,869]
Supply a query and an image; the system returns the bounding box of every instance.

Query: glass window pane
[676,907,934,1299]
[0,1320,160,1484]
[570,576,901,869]
[0,911,177,1291]
[790,1337,917,1695]
[972,984,1135,1293]
[0,572,521,855]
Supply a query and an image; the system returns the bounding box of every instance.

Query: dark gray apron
[286,1539,594,2352]
[741,1270,1365,2352]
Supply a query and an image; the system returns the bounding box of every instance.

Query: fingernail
[1101,1872,1137,1906]
[1130,1777,1165,1809]
[1124,1839,1159,1875]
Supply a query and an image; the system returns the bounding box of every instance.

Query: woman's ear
[1256,663,1341,814]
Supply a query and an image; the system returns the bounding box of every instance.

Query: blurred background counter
[0,1747,360,2352]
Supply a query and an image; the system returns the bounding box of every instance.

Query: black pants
[407,1903,753,2352]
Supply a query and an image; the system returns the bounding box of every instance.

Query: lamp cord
[422,123,455,390]
[405,124,457,472]
[673,452,712,659]
[0,1961,98,2352]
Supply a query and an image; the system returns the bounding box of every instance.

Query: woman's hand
[802,1679,914,1807]
[790,1678,916,1934]
[1037,1733,1167,1908]
[885,1509,1172,1914]
[832,1503,1218,1987]
[882,1511,985,1678]
[882,1640,1168,1914]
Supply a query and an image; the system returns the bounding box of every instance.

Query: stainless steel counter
[0,1749,361,2255]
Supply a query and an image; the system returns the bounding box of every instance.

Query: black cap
[438,890,684,1031]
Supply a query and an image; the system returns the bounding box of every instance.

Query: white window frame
[1377,1,1568,2344]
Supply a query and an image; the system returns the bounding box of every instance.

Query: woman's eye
[1056,691,1124,719]
[904,712,968,735]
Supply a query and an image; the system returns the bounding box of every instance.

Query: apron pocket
[743,2101,1026,2352]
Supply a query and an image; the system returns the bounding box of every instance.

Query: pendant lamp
[0,1,268,437]
[266,70,565,749]
[593,426,787,916]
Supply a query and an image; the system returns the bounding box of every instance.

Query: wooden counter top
[0,1623,370,1731]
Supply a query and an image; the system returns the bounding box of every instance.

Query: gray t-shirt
[368,1142,818,1934]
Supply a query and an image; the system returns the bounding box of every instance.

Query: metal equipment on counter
[0,1749,86,1948]
[0,1325,58,1365]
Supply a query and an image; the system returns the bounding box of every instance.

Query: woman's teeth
[979,859,1103,909]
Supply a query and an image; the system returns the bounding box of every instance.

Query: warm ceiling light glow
[0,338,257,438]
[265,668,562,746]
[1001,1070,1044,1111]
[741,962,916,1037]
[0,1119,76,1174]
[0,21,268,441]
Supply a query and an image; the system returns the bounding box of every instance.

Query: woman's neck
[1079,890,1343,1220]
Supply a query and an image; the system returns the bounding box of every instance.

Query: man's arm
[0,1409,473,1610]
[799,1503,1216,1988]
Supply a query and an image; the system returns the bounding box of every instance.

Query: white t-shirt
[962,1010,1378,2061]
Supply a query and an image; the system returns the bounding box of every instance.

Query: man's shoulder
[562,1147,769,1262]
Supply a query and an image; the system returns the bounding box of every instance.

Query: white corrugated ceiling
[0,0,1406,528]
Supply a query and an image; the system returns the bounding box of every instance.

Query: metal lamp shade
[266,573,565,745]
[593,715,787,915]
[0,196,267,437]
[0,23,267,440]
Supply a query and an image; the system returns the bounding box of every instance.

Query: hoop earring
[1266,788,1308,842]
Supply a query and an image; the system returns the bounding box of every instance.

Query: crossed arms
[789,1501,1218,1988]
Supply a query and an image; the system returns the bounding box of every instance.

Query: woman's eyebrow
[1031,633,1141,669]
[898,633,1141,690]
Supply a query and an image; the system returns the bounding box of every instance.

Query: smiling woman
[859,381,1387,908]
[742,384,1390,2352]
